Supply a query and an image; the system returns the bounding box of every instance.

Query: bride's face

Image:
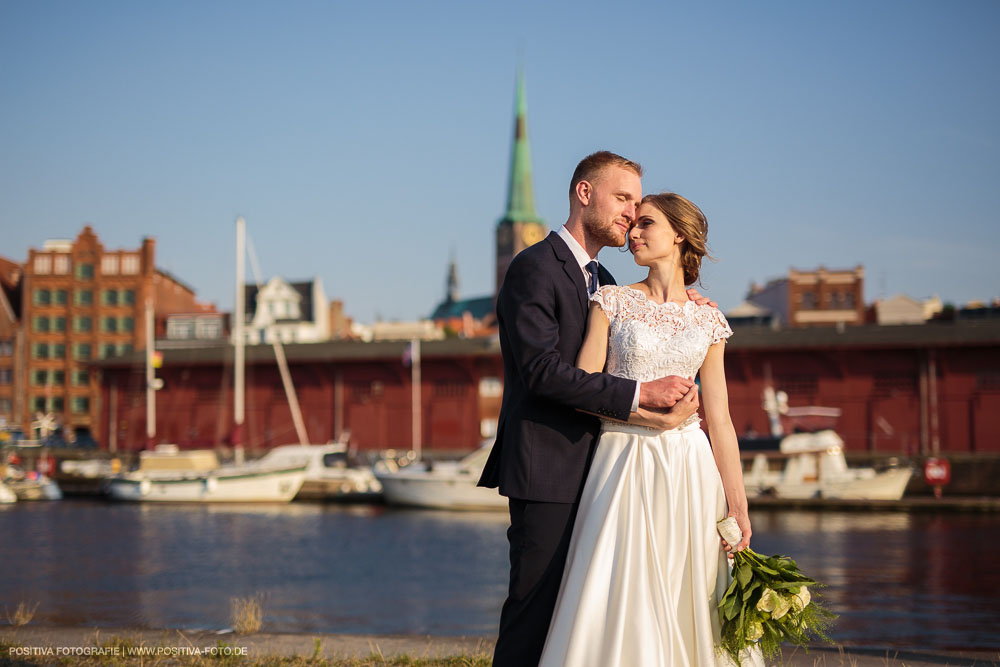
[628,202,683,266]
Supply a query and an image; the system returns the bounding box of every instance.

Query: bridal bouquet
[716,518,835,664]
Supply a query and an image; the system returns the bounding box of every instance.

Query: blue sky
[2,0,997,322]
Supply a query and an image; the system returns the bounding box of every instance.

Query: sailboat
[105,217,307,502]
[371,339,505,510]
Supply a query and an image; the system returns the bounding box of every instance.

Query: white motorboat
[4,472,63,500]
[105,445,306,503]
[254,443,382,501]
[0,481,16,504]
[743,430,913,500]
[374,443,506,511]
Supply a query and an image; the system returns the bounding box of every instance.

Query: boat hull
[106,465,306,503]
[375,470,506,510]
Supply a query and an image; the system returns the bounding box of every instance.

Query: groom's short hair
[569,151,643,200]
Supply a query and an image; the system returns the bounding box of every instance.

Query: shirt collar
[556,225,596,270]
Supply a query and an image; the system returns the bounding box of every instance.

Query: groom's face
[581,166,642,250]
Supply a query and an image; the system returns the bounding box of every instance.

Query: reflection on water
[0,502,997,648]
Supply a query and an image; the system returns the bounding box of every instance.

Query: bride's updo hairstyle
[639,192,713,286]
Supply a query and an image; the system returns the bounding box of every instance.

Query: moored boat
[105,445,306,503]
[743,430,913,500]
[254,442,382,501]
[374,443,506,511]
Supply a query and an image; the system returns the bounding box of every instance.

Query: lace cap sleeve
[589,285,621,320]
[708,307,734,345]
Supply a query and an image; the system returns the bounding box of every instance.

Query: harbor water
[0,500,997,650]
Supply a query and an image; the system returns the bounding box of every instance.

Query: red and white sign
[923,457,951,486]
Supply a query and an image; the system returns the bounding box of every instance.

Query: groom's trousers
[493,498,579,667]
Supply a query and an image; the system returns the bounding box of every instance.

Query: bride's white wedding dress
[539,285,764,667]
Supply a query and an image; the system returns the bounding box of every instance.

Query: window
[74,343,91,361]
[0,339,11,356]
[53,255,70,274]
[829,292,842,309]
[101,343,117,359]
[51,396,64,412]
[72,396,90,414]
[800,292,816,310]
[121,316,134,332]
[123,289,136,305]
[0,398,11,415]
[74,316,92,333]
[72,370,90,386]
[101,255,119,275]
[54,316,66,333]
[478,377,503,398]
[32,396,47,412]
[33,316,50,333]
[0,369,12,385]
[33,255,52,274]
[118,343,133,355]
[845,293,856,308]
[121,255,139,275]
[102,317,118,333]
[195,318,221,339]
[54,289,68,305]
[167,318,195,339]
[34,289,51,306]
[75,289,93,306]
[52,343,65,359]
[75,263,94,280]
[31,370,47,386]
[32,343,49,359]
[102,289,119,306]
[52,370,65,384]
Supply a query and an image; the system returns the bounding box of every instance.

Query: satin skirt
[539,421,763,667]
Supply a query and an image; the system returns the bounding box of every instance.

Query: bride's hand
[631,384,699,430]
[721,509,752,559]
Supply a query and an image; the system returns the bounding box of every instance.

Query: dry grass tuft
[230,594,264,635]
[6,600,39,626]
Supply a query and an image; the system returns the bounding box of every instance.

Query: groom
[479,151,710,666]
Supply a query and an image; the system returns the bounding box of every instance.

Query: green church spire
[502,71,543,224]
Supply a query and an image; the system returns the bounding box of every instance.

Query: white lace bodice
[591,284,733,386]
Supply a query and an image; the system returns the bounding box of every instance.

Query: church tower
[495,71,546,298]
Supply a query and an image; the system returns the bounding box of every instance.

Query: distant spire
[503,70,542,223]
[446,250,459,304]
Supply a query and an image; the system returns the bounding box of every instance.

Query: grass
[4,601,38,627]
[230,594,264,635]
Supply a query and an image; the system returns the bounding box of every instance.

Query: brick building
[94,320,1000,456]
[733,266,866,328]
[19,226,209,442]
[0,257,23,431]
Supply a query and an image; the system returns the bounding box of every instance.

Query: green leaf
[737,563,753,587]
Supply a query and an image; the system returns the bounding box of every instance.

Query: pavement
[2,626,999,666]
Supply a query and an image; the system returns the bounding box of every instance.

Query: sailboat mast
[411,338,421,460]
[145,297,155,448]
[234,217,246,460]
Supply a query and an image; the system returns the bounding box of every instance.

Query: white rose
[717,517,743,547]
[745,621,764,641]
[772,594,793,620]
[755,588,778,614]
[792,586,811,612]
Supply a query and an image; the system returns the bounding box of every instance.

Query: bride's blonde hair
[639,192,713,286]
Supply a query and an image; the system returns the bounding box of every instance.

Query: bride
[538,192,762,666]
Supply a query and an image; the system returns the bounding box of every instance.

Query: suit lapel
[545,232,589,315]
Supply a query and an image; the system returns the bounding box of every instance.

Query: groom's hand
[639,375,694,409]
[686,287,717,309]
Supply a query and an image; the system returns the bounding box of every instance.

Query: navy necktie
[586,260,600,296]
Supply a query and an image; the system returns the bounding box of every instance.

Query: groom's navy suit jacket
[479,232,636,503]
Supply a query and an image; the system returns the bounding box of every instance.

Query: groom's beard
[583,209,628,250]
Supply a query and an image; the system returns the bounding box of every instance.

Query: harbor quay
[2,626,999,666]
